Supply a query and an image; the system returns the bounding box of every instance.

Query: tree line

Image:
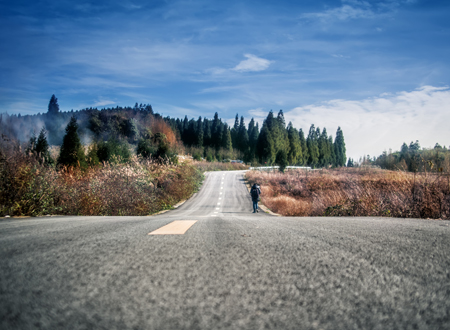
[1,95,347,170]
[167,109,346,169]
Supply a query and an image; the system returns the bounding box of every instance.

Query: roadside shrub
[96,136,132,163]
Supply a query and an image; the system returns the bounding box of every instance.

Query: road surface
[1,170,449,329]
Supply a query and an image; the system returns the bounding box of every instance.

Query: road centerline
[148,220,197,235]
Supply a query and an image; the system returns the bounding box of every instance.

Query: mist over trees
[1,95,349,169]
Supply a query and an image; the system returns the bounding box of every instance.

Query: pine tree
[270,110,289,157]
[203,119,212,147]
[265,110,276,131]
[306,124,319,168]
[237,116,249,155]
[299,128,308,165]
[45,94,63,145]
[36,127,53,165]
[277,110,286,128]
[334,126,346,167]
[256,124,275,164]
[211,112,222,149]
[197,116,203,147]
[275,149,288,173]
[247,118,259,161]
[231,114,239,148]
[287,122,302,165]
[27,127,53,165]
[57,116,86,168]
[347,158,354,167]
[48,94,59,115]
[318,128,332,167]
[222,125,233,153]
[328,135,336,167]
[181,116,189,142]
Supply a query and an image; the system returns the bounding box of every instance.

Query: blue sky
[1,0,450,159]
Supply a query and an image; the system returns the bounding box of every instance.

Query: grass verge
[246,168,450,219]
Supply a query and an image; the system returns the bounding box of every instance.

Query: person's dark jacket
[250,184,261,202]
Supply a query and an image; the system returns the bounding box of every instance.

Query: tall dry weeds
[1,140,203,216]
[246,168,450,219]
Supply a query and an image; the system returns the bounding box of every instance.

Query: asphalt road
[1,170,449,330]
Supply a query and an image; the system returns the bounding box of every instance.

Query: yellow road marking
[148,220,197,235]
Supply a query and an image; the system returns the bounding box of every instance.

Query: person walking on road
[250,183,261,213]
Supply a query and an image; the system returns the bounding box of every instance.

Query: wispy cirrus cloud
[301,0,415,22]
[232,54,271,72]
[92,98,116,107]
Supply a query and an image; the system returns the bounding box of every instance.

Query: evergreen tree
[318,128,332,167]
[27,127,53,165]
[247,118,259,161]
[408,140,421,172]
[237,116,249,155]
[265,110,276,131]
[328,135,336,167]
[181,116,189,142]
[347,158,354,167]
[136,138,156,159]
[197,116,203,147]
[275,149,288,173]
[287,122,302,165]
[87,143,100,166]
[48,94,60,115]
[36,127,53,165]
[185,118,197,146]
[231,114,239,148]
[299,128,308,165]
[277,110,286,128]
[222,125,233,154]
[256,124,275,164]
[334,126,347,167]
[215,124,224,155]
[57,116,86,168]
[306,124,319,168]
[88,113,103,137]
[211,112,222,149]
[271,110,289,157]
[97,136,131,163]
[247,118,255,142]
[45,94,64,145]
[123,118,139,141]
[203,119,212,147]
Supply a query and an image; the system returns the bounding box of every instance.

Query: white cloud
[284,86,450,161]
[93,99,116,107]
[232,54,271,72]
[302,3,375,21]
[301,0,416,22]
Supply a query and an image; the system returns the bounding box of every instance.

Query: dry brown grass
[1,139,203,216]
[246,168,450,219]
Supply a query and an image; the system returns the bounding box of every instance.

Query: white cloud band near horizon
[282,86,450,161]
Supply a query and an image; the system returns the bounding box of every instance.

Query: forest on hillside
[1,95,347,169]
